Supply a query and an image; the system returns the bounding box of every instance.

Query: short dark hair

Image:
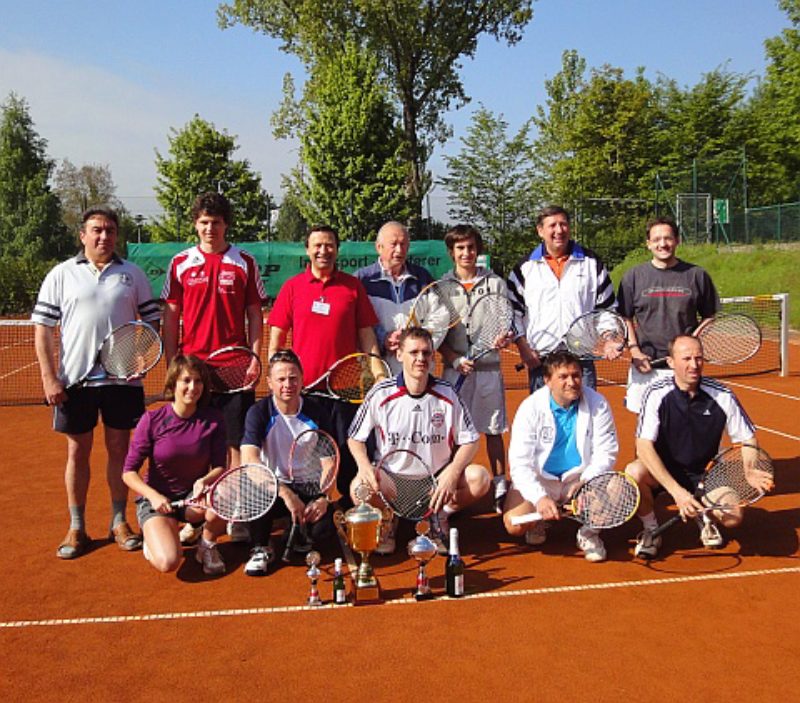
[444,224,483,255]
[668,334,702,357]
[305,224,340,248]
[163,355,212,408]
[398,326,433,350]
[542,350,582,378]
[81,207,119,229]
[646,216,679,240]
[268,349,303,375]
[536,205,570,227]
[191,192,232,225]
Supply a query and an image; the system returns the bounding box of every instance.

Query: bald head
[376,221,410,275]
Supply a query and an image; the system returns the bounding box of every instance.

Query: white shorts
[624,365,674,414]
[513,473,580,505]
[443,367,508,435]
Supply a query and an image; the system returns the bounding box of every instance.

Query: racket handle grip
[649,513,681,539]
[510,511,544,526]
[282,521,298,563]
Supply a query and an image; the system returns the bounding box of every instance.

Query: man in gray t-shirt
[617,217,719,413]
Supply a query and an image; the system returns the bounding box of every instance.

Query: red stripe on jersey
[379,387,408,408]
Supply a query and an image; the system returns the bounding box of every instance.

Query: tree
[274,189,308,242]
[154,115,269,241]
[295,41,409,241]
[441,106,536,273]
[218,0,535,228]
[53,159,123,236]
[744,0,800,203]
[0,93,66,259]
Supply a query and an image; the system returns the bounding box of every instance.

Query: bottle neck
[448,527,460,557]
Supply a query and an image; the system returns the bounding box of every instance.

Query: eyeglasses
[268,349,302,366]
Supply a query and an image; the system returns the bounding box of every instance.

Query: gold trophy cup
[333,483,386,605]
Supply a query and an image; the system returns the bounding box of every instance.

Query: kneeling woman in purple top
[123,356,228,575]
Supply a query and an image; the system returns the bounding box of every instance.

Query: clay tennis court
[1,341,798,701]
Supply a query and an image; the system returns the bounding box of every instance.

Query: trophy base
[414,591,435,602]
[353,583,382,605]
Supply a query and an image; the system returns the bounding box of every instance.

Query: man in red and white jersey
[162,192,266,472]
[348,327,491,554]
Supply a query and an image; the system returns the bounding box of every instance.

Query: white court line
[0,360,39,382]
[725,381,800,402]
[2,565,799,629]
[755,425,800,442]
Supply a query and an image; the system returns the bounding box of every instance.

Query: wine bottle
[445,527,464,598]
[333,557,347,604]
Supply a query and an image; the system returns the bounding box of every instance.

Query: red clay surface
[1,349,799,702]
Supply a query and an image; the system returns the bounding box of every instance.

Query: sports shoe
[179,522,203,545]
[227,522,250,543]
[698,516,725,549]
[430,512,450,556]
[375,515,399,555]
[244,546,274,577]
[634,530,662,560]
[524,521,547,546]
[196,541,225,575]
[576,526,607,563]
[493,477,508,514]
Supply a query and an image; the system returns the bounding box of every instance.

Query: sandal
[57,529,91,560]
[109,522,143,552]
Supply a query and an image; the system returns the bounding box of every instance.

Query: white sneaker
[576,526,607,562]
[430,512,450,556]
[376,515,399,555]
[196,541,225,575]
[244,546,273,577]
[227,522,250,543]
[634,530,662,560]
[493,477,508,514]
[179,522,203,545]
[698,516,725,549]
[524,521,547,546]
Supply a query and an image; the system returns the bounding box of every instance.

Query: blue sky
[0,0,790,221]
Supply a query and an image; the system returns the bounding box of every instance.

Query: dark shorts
[54,384,145,435]
[135,493,192,527]
[210,390,255,447]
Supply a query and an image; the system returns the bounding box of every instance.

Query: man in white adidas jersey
[626,335,772,559]
[348,327,491,554]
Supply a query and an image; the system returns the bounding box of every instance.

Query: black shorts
[210,390,255,447]
[54,385,145,435]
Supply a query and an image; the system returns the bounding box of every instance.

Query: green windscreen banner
[128,240,454,302]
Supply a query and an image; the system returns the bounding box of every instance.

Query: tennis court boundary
[3,565,798,629]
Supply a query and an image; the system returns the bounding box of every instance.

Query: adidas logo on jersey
[703,409,711,416]
[412,404,422,412]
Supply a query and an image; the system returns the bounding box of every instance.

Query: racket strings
[101,324,161,377]
[328,356,377,402]
[289,430,339,493]
[410,281,463,331]
[379,471,436,520]
[564,313,626,358]
[207,348,261,392]
[698,316,761,365]
[704,448,773,505]
[573,474,639,528]
[210,465,277,521]
[468,295,514,353]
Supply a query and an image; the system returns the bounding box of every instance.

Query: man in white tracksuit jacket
[503,351,619,562]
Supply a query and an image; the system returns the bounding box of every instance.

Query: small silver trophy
[407,520,437,601]
[306,550,322,607]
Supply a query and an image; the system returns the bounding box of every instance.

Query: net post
[779,293,789,377]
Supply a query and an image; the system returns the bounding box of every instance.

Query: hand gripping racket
[206,346,263,393]
[375,449,438,521]
[515,310,627,371]
[73,321,162,387]
[649,444,774,539]
[650,313,762,367]
[406,279,467,349]
[281,429,340,562]
[454,292,515,392]
[170,463,279,522]
[302,353,390,404]
[510,472,641,529]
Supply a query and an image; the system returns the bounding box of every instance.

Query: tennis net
[0,294,790,405]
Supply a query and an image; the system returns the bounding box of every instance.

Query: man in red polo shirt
[162,193,266,543]
[268,224,382,500]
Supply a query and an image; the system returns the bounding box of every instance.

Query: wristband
[451,356,465,370]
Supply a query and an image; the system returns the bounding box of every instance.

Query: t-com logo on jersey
[386,430,446,446]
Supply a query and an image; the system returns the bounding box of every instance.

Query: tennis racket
[302,353,390,403]
[406,279,466,348]
[206,346,262,393]
[72,321,162,387]
[281,429,341,562]
[650,313,762,366]
[649,444,774,539]
[515,310,627,370]
[170,463,279,522]
[375,449,438,521]
[454,292,515,392]
[510,472,641,529]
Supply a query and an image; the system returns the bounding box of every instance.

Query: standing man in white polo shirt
[33,208,161,559]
